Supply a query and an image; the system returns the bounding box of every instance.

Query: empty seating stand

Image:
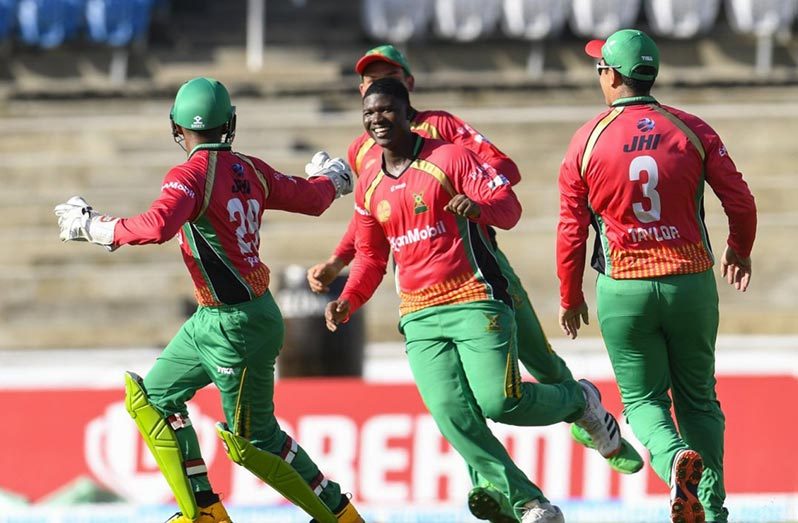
[433,0,501,41]
[0,0,15,42]
[644,0,721,38]
[569,0,642,38]
[361,0,433,42]
[725,0,797,74]
[85,0,152,47]
[17,0,84,48]
[500,0,570,75]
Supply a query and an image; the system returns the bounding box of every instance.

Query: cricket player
[308,44,642,523]
[557,30,757,523]
[54,77,363,523]
[324,77,623,523]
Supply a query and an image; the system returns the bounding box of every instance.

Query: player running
[307,44,642,523]
[324,77,623,523]
[557,30,757,523]
[54,77,363,523]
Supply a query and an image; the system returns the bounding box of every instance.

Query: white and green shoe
[468,485,519,523]
[570,424,644,474]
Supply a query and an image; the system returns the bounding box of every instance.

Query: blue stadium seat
[644,0,720,38]
[568,0,642,38]
[0,0,16,40]
[85,0,153,46]
[500,0,570,40]
[361,0,433,42]
[433,0,501,41]
[17,0,84,48]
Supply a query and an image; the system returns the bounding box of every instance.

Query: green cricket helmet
[170,77,236,144]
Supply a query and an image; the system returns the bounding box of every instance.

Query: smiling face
[362,91,411,148]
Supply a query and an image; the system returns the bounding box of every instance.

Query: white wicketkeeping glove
[54,196,119,247]
[305,151,353,198]
[304,151,331,178]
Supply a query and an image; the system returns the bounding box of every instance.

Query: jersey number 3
[629,155,661,223]
[227,198,261,255]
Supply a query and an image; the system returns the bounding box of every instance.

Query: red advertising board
[1,375,796,506]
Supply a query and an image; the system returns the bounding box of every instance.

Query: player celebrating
[325,77,622,523]
[54,77,363,523]
[307,45,643,522]
[557,30,757,523]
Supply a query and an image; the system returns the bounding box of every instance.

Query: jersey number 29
[227,198,261,254]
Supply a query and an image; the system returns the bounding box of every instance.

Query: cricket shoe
[310,495,365,523]
[670,449,705,523]
[574,379,621,458]
[570,424,644,474]
[468,485,519,522]
[164,501,232,522]
[520,499,564,523]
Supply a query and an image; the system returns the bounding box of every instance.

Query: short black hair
[620,68,656,96]
[363,77,411,108]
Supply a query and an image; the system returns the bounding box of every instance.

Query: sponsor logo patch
[484,313,501,332]
[377,200,391,223]
[388,220,447,251]
[162,181,196,199]
[412,192,428,214]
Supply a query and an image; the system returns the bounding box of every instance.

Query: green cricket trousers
[400,300,586,517]
[596,270,727,522]
[493,239,574,385]
[142,291,342,509]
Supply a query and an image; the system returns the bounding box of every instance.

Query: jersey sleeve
[339,194,390,316]
[249,157,336,216]
[435,112,522,186]
[332,212,358,265]
[449,146,521,230]
[114,166,202,247]
[556,134,592,309]
[701,129,757,258]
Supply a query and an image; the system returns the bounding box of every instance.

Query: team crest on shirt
[412,192,428,214]
[484,313,501,332]
[376,200,391,222]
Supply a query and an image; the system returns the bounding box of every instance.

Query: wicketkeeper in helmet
[54,77,363,523]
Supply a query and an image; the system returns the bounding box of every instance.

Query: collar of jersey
[611,95,658,107]
[382,133,424,179]
[188,142,232,159]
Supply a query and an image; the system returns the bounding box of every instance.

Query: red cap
[585,39,605,59]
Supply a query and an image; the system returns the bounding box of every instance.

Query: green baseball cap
[355,44,412,77]
[585,29,659,81]
[170,77,235,131]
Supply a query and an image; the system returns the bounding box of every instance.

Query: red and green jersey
[557,98,757,309]
[340,135,521,316]
[333,109,520,264]
[113,143,336,306]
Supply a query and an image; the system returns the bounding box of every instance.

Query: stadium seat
[724,0,796,35]
[17,0,84,48]
[568,0,642,38]
[361,0,433,42]
[724,0,796,75]
[85,0,153,46]
[500,0,570,40]
[433,0,501,42]
[644,0,720,38]
[0,0,16,40]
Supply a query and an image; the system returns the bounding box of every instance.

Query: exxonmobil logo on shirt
[388,220,447,252]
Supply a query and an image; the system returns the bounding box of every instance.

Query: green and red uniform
[341,135,586,517]
[558,96,757,522]
[113,143,344,509]
[339,109,571,383]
